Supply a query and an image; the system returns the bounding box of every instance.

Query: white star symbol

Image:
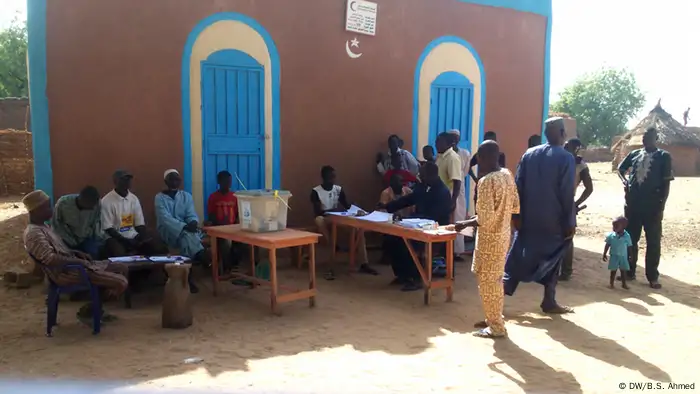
[350,38,360,48]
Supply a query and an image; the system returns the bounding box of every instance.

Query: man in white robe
[447,129,471,257]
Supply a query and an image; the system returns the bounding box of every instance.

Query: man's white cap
[163,169,180,180]
[447,129,461,137]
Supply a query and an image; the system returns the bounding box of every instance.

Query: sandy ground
[0,163,698,393]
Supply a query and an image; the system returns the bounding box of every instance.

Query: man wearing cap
[155,169,209,265]
[22,190,128,321]
[102,169,167,257]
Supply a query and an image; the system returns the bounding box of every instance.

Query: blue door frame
[201,49,265,212]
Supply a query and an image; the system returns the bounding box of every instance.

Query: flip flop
[542,305,574,314]
[472,328,506,338]
[649,282,662,289]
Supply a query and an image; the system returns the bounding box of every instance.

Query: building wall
[0,98,30,131]
[38,0,549,225]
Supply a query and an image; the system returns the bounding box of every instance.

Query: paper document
[148,256,191,263]
[347,205,363,215]
[355,211,393,223]
[108,255,148,263]
[396,218,436,229]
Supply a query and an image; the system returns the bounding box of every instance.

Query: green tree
[0,18,28,98]
[551,68,645,146]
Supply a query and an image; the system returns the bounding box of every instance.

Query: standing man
[453,140,519,338]
[559,138,594,281]
[447,129,471,258]
[51,185,103,259]
[468,131,506,206]
[617,127,672,289]
[435,132,462,215]
[683,107,690,126]
[504,117,575,314]
[376,134,420,177]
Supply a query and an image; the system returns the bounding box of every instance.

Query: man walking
[453,140,519,338]
[504,117,575,314]
[617,127,673,289]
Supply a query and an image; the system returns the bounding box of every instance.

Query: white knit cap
[163,169,179,180]
[447,129,461,137]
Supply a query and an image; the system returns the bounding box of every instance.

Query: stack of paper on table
[396,218,437,230]
[355,211,393,223]
[325,204,365,217]
[108,255,190,263]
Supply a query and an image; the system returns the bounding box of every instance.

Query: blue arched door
[201,49,265,211]
[428,71,474,207]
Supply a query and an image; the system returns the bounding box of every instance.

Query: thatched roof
[612,104,700,150]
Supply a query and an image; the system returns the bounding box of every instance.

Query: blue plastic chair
[27,252,101,336]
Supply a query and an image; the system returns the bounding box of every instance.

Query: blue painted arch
[180,12,281,194]
[412,36,486,156]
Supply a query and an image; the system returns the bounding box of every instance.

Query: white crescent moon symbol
[350,1,358,11]
[345,40,362,59]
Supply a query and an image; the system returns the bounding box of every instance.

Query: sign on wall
[345,0,378,36]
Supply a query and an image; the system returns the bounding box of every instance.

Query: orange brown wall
[42,0,548,225]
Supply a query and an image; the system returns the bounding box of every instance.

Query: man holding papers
[377,162,452,291]
[311,165,378,280]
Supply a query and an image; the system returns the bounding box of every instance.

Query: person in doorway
[559,138,594,281]
[376,134,420,177]
[378,162,452,291]
[422,145,436,164]
[102,170,168,257]
[617,127,673,289]
[311,165,377,280]
[435,132,462,214]
[528,134,541,149]
[51,185,103,259]
[468,131,506,205]
[446,129,471,259]
[452,140,519,338]
[23,190,128,323]
[206,170,243,271]
[503,117,575,314]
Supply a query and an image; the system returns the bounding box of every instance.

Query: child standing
[603,216,633,289]
[206,171,239,271]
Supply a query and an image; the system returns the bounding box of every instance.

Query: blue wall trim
[459,0,552,142]
[27,0,53,200]
[412,36,486,156]
[181,12,281,195]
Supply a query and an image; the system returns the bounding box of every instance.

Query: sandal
[649,282,662,289]
[472,327,506,339]
[542,305,574,314]
[324,270,336,281]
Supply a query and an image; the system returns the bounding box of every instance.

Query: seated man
[51,185,103,259]
[102,169,168,257]
[377,162,452,291]
[155,169,209,292]
[23,190,128,322]
[311,165,377,280]
[379,173,413,216]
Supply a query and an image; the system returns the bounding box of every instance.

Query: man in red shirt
[206,171,239,271]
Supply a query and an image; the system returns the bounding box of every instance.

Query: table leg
[210,235,220,296]
[297,246,303,269]
[309,243,316,308]
[269,248,279,315]
[349,228,357,272]
[424,242,433,305]
[249,245,257,288]
[445,240,454,302]
[331,222,337,265]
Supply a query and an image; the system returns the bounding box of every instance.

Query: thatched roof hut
[611,104,700,176]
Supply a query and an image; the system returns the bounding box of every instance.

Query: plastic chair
[27,252,101,336]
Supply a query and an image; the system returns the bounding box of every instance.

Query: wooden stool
[162,263,193,329]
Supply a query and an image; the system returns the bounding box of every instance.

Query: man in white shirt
[102,170,168,257]
[447,129,471,258]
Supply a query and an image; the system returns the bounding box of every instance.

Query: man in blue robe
[504,118,576,314]
[155,169,211,292]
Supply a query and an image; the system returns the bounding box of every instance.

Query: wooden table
[203,225,321,314]
[325,215,457,305]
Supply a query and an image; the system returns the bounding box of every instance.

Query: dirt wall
[0,98,30,132]
[0,130,33,195]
